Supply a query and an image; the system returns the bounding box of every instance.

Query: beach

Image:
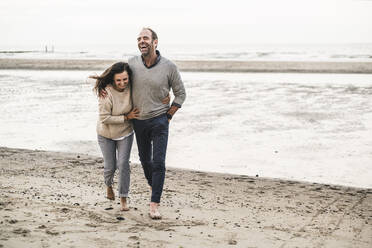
[0,147,371,248]
[1,58,372,247]
[2,0,372,246]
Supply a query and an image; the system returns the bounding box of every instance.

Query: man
[129,28,186,219]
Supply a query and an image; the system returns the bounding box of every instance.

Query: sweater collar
[141,50,161,69]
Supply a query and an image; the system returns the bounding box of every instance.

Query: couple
[92,28,186,219]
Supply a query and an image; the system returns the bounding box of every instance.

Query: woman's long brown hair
[90,62,132,97]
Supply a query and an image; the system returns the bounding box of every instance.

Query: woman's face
[113,71,129,91]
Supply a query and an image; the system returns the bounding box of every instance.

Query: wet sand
[1,58,372,73]
[0,147,371,248]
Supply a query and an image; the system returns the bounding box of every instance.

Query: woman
[92,62,138,211]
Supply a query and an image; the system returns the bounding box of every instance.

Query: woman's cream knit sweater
[96,85,133,139]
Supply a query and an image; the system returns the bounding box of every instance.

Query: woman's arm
[98,96,126,124]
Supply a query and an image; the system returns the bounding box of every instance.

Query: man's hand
[167,105,179,122]
[126,108,139,120]
[99,89,108,98]
[162,94,170,104]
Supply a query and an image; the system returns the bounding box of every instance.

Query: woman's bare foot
[120,197,129,211]
[106,186,115,200]
[149,202,161,219]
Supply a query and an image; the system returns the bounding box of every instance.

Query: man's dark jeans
[132,114,169,203]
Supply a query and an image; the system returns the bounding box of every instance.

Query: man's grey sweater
[128,53,186,120]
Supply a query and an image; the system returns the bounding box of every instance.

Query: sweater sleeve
[98,95,125,124]
[169,64,186,107]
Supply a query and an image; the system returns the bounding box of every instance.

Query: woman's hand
[126,108,139,120]
[162,94,170,104]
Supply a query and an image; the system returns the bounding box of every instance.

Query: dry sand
[1,58,372,73]
[0,147,371,248]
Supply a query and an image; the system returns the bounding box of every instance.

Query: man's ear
[154,39,158,49]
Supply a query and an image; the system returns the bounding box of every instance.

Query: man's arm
[167,64,186,120]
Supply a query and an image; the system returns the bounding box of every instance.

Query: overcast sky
[1,0,372,47]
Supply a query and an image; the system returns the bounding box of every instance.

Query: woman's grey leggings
[97,133,134,197]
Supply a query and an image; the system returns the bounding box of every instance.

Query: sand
[1,58,372,73]
[0,147,371,248]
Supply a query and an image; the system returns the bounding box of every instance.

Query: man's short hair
[144,27,158,41]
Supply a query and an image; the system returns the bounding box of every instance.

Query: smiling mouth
[139,44,148,51]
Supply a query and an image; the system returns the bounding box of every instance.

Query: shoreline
[1,146,371,247]
[1,58,372,73]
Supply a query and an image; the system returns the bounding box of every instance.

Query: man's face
[137,29,157,57]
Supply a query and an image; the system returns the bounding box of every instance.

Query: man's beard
[140,44,154,57]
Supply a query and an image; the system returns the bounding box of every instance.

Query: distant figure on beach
[128,27,186,219]
[91,62,139,211]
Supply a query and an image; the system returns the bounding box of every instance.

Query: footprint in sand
[46,230,59,236]
[128,236,139,240]
[12,228,30,235]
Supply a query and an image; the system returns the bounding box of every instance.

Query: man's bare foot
[106,186,115,200]
[149,202,161,219]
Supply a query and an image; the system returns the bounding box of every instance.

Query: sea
[1,43,372,62]
[0,43,371,188]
